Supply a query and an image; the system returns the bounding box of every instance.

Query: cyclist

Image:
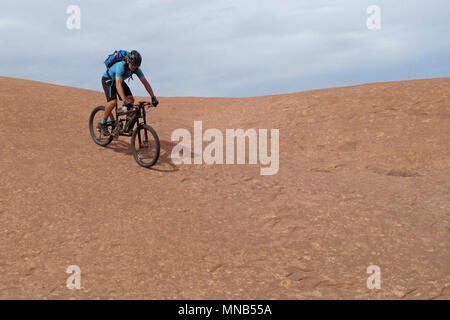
[98,50,159,136]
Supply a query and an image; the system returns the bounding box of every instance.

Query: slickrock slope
[1,76,449,299]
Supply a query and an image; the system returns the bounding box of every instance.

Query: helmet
[127,50,142,67]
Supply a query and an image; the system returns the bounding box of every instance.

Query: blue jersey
[103,61,145,80]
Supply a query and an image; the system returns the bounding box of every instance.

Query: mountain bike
[89,101,160,167]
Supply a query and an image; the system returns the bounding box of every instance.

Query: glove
[152,96,159,107]
[123,99,134,109]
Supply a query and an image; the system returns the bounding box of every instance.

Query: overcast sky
[1,0,449,97]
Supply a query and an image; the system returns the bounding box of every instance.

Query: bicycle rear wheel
[131,124,160,167]
[89,106,115,146]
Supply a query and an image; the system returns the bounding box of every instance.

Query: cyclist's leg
[102,77,118,118]
[123,85,135,132]
[104,99,117,118]
[122,81,133,104]
[125,95,134,104]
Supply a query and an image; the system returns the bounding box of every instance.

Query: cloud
[0,0,449,97]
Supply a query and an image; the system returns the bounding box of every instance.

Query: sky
[0,0,449,97]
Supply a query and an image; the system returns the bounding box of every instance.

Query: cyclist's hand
[152,96,159,107]
[123,99,134,108]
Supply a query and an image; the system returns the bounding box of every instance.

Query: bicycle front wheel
[131,124,160,167]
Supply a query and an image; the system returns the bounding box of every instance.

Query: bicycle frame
[109,102,152,144]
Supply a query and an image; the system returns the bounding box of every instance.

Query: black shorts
[102,76,132,102]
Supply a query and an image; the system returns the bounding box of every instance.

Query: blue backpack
[104,50,129,69]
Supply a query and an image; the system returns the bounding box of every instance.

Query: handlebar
[137,101,156,108]
[122,101,154,109]
[136,101,160,108]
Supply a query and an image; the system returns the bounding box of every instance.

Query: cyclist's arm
[115,77,128,101]
[139,77,155,98]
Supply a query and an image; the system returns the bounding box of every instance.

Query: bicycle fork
[138,107,150,148]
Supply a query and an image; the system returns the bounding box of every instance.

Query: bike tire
[89,106,115,146]
[131,124,160,168]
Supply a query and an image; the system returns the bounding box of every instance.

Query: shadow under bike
[89,101,160,168]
